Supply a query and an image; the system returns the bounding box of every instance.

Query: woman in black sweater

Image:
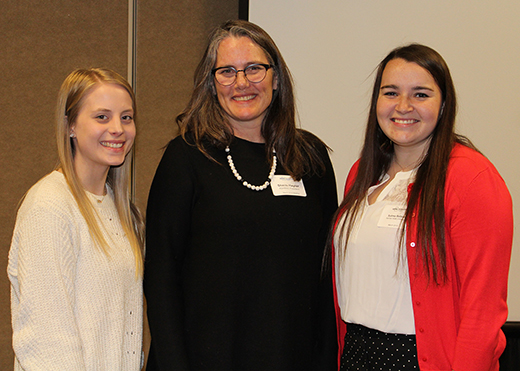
[144,20,337,371]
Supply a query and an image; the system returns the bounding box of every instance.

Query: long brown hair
[176,19,325,179]
[56,68,144,276]
[332,44,476,284]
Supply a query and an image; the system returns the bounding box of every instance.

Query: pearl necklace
[225,146,277,191]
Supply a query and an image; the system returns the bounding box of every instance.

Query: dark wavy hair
[176,19,325,179]
[332,44,476,283]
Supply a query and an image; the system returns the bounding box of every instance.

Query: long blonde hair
[56,68,144,276]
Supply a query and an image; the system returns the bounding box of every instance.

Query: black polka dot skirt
[340,322,419,371]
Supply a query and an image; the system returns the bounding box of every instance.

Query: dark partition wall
[134,0,239,212]
[0,3,129,367]
[0,1,238,368]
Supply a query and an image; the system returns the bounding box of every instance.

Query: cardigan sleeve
[144,138,194,370]
[8,198,86,370]
[448,164,513,371]
[344,161,360,196]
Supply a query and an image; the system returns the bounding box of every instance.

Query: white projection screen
[250,1,520,320]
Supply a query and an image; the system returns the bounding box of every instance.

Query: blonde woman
[8,68,144,370]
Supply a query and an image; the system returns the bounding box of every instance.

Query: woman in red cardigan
[330,44,513,371]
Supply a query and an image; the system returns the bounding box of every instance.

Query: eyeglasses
[212,63,273,86]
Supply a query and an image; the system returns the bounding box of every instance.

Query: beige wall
[251,0,520,320]
[0,1,238,368]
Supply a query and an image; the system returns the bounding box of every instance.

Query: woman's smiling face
[377,58,443,155]
[214,36,277,134]
[71,83,135,180]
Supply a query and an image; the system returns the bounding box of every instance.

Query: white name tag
[377,204,406,228]
[270,175,307,197]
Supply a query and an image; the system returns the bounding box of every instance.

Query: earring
[70,133,75,138]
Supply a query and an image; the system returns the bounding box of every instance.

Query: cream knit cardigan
[8,171,143,370]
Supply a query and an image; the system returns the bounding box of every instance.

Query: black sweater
[144,132,338,371]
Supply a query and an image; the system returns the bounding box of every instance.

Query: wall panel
[0,2,128,368]
[134,0,238,211]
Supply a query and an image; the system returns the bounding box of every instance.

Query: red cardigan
[332,144,513,371]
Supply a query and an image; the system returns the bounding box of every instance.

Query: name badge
[377,204,406,228]
[271,175,307,197]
